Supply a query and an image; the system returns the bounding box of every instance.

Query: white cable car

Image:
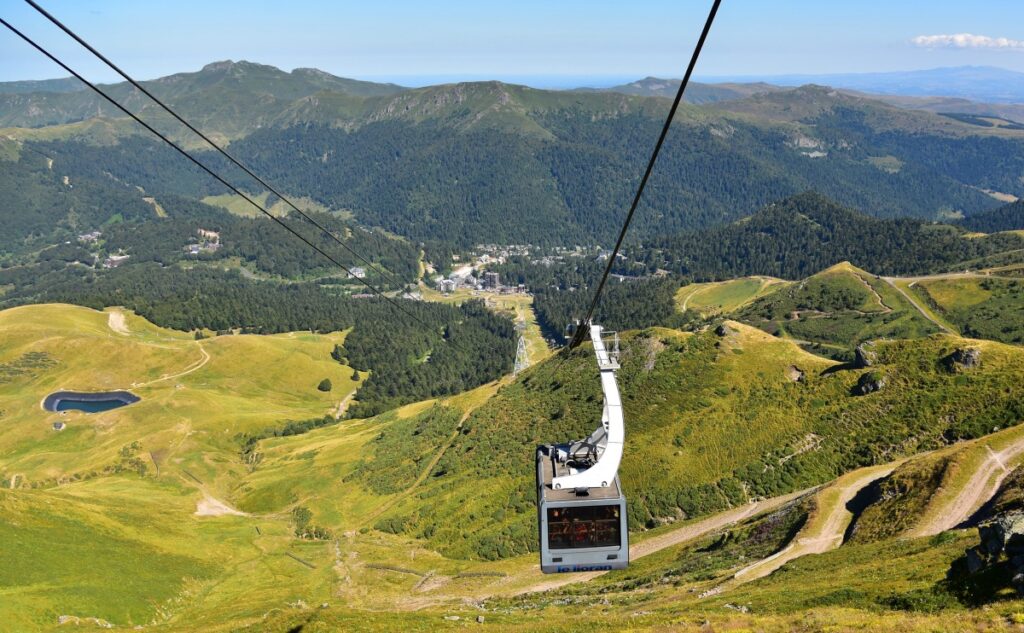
[536,323,628,573]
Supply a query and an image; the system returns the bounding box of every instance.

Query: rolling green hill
[730,262,941,355]
[671,260,1024,359]
[587,77,785,103]
[328,322,1024,560]
[0,76,84,94]
[675,276,790,316]
[911,275,1024,344]
[644,193,1024,280]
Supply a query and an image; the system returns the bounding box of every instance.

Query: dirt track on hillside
[912,438,1024,537]
[880,278,955,334]
[509,487,814,596]
[729,463,897,586]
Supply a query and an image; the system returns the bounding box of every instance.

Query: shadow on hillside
[842,476,884,544]
[819,361,859,377]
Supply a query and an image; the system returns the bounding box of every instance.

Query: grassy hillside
[0,304,358,487]
[912,276,1024,344]
[0,304,372,629]
[329,321,1024,561]
[0,60,405,138]
[675,276,790,316]
[3,302,1024,629]
[729,262,940,356]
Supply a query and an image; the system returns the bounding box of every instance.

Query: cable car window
[547,504,621,549]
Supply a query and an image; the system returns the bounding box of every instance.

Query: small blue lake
[43,390,140,413]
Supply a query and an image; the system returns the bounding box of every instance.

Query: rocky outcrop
[944,347,982,372]
[854,342,878,368]
[961,511,1024,595]
[786,365,806,383]
[853,370,887,396]
[715,323,734,337]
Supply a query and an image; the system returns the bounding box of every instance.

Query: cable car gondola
[536,323,628,573]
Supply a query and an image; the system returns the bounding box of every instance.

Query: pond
[43,390,140,413]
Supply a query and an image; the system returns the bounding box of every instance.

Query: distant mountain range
[593,70,1024,124]
[574,77,785,104]
[696,66,1024,104]
[2,60,1024,248]
[0,76,84,95]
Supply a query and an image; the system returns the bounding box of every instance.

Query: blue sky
[3,0,1024,86]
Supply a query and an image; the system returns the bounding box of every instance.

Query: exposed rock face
[960,510,1024,595]
[642,336,666,372]
[853,370,887,396]
[945,347,982,372]
[715,323,734,337]
[786,365,806,382]
[854,342,878,368]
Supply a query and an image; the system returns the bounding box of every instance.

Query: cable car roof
[539,454,623,503]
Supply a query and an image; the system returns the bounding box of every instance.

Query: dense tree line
[0,264,513,413]
[339,299,514,417]
[959,200,1024,233]
[31,137,231,200]
[8,82,1024,257]
[531,278,682,343]
[9,99,1023,261]
[642,192,1024,281]
[491,256,677,341]
[0,144,419,283]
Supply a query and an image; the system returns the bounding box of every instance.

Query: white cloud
[912,33,1024,50]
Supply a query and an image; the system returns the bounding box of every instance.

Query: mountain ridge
[697,65,1024,104]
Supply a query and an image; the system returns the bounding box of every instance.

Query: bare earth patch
[107,310,129,335]
[195,493,248,517]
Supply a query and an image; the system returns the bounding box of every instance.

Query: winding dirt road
[132,344,210,389]
[911,437,1024,537]
[729,463,897,586]
[880,277,956,334]
[511,488,813,596]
